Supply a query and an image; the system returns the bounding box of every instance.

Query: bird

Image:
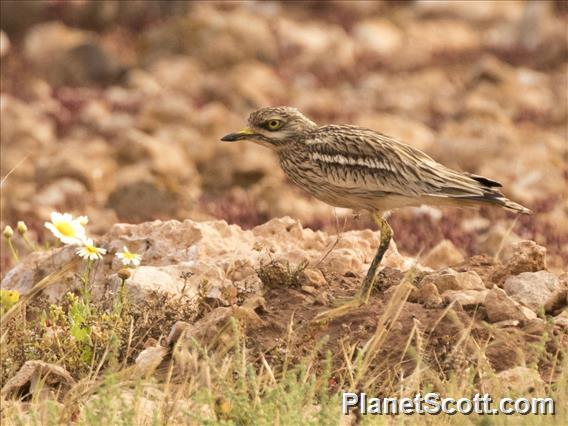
[221,107,531,313]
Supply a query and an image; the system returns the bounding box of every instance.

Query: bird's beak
[220,128,255,142]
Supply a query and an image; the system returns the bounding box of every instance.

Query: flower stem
[6,238,19,262]
[22,235,37,252]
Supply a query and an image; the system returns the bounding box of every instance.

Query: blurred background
[1,0,566,270]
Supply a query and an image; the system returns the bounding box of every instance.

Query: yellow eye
[266,119,282,131]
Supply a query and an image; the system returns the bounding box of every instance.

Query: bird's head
[221,107,317,150]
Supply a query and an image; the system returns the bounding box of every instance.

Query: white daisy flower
[76,238,107,261]
[116,246,142,266]
[44,212,87,245]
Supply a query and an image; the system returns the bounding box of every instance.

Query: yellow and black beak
[220,128,255,142]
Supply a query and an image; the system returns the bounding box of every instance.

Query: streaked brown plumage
[221,106,530,310]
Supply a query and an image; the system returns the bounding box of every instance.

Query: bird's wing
[304,125,499,199]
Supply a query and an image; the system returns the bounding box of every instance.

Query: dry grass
[1,261,566,425]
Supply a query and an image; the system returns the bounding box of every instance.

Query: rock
[277,18,355,75]
[415,0,524,22]
[409,282,443,307]
[492,367,544,394]
[257,260,300,288]
[493,319,520,328]
[478,224,522,259]
[503,240,547,275]
[2,217,413,316]
[554,311,568,329]
[32,178,88,211]
[0,95,55,150]
[167,321,192,346]
[544,288,568,316]
[353,19,404,57]
[134,346,168,377]
[82,389,160,425]
[421,269,485,293]
[400,20,481,68]
[227,62,288,110]
[23,21,124,86]
[442,289,488,308]
[1,361,75,400]
[484,286,531,323]
[520,306,538,321]
[112,265,202,306]
[35,138,116,194]
[298,268,327,288]
[106,181,185,223]
[421,240,465,269]
[143,6,276,69]
[489,240,548,285]
[178,305,264,349]
[504,271,560,311]
[0,247,78,301]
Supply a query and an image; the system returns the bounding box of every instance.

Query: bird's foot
[312,281,375,322]
[313,213,392,323]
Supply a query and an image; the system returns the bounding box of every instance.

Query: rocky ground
[0,1,567,424]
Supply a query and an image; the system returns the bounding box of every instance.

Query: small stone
[523,318,547,335]
[23,21,124,86]
[544,288,568,315]
[422,240,465,269]
[134,346,167,376]
[553,312,568,329]
[301,285,317,295]
[484,286,530,323]
[442,289,488,307]
[504,271,559,311]
[478,224,522,259]
[353,19,404,57]
[298,268,327,288]
[421,269,485,293]
[520,306,538,321]
[1,361,75,400]
[167,321,192,346]
[493,320,520,328]
[503,240,547,275]
[107,181,183,223]
[494,367,544,393]
[409,282,443,307]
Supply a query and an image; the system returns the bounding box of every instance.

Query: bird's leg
[359,213,392,304]
[313,212,392,322]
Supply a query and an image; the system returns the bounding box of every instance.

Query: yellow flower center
[123,252,135,260]
[85,245,98,254]
[55,221,75,237]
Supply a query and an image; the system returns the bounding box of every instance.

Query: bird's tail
[465,192,532,214]
[429,170,532,214]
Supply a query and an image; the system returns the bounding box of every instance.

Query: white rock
[422,240,465,269]
[495,367,544,393]
[422,269,485,293]
[353,19,404,57]
[1,217,414,317]
[442,289,488,307]
[504,271,559,311]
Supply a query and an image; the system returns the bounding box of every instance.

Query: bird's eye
[266,119,283,131]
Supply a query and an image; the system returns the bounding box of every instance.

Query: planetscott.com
[342,392,555,416]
